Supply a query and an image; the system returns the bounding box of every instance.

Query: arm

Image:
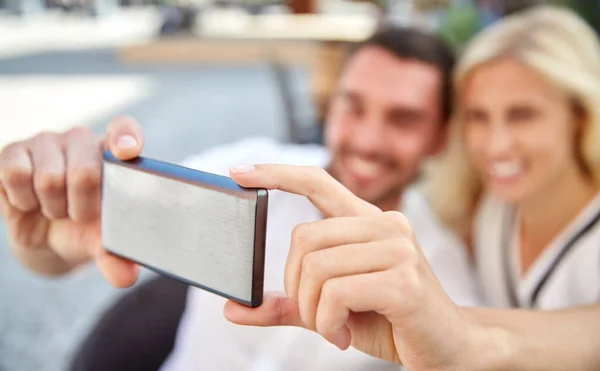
[220,164,600,371]
[466,304,600,371]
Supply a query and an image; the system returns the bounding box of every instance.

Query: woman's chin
[487,184,527,205]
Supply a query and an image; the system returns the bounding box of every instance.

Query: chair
[70,276,189,371]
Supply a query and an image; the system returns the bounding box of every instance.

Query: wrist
[459,307,516,371]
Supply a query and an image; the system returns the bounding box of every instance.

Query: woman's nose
[487,122,515,157]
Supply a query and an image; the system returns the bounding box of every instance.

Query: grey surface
[0,47,313,371]
[102,161,258,303]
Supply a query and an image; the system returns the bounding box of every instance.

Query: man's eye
[388,111,422,129]
[343,102,362,116]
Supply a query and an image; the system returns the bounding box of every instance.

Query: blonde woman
[427,4,600,310]
[222,5,600,370]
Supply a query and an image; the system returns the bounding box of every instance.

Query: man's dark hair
[348,26,456,123]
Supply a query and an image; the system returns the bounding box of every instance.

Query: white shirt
[160,137,482,371]
[474,192,600,310]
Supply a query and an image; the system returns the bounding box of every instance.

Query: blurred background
[1,0,599,370]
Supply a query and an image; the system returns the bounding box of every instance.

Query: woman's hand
[223,164,499,370]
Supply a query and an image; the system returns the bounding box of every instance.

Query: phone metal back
[101,151,268,307]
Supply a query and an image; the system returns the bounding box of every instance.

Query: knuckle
[306,166,328,196]
[390,237,418,263]
[382,211,412,234]
[394,266,422,300]
[66,126,92,140]
[69,167,101,191]
[301,250,327,278]
[1,164,32,187]
[0,143,16,157]
[40,207,59,220]
[290,223,313,250]
[33,131,57,144]
[321,279,343,302]
[35,172,65,195]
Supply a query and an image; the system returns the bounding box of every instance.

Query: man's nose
[353,119,388,154]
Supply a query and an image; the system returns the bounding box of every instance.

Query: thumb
[104,116,144,160]
[224,292,305,328]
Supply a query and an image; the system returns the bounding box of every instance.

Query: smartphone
[101,150,268,307]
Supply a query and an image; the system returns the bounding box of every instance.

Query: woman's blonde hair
[425,5,600,238]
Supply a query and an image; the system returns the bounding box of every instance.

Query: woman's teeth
[490,161,525,178]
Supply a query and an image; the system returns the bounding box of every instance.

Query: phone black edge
[101,150,268,308]
[102,150,254,197]
[251,189,268,308]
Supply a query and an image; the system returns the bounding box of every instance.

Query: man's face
[325,46,446,208]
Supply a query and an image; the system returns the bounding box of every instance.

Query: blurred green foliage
[436,4,482,50]
[563,0,600,34]
[435,0,599,51]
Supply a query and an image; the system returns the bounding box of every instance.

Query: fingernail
[230,165,255,174]
[117,135,138,149]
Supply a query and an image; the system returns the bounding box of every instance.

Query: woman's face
[462,58,582,204]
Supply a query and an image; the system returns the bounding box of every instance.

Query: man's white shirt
[160,137,482,371]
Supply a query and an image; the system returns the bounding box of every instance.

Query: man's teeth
[491,161,524,178]
[349,157,385,177]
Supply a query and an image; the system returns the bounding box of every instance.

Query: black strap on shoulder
[529,208,600,308]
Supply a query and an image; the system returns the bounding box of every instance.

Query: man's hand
[223,164,493,370]
[0,116,144,287]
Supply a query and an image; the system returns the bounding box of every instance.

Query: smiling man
[158,27,482,371]
[323,38,451,211]
[1,26,481,371]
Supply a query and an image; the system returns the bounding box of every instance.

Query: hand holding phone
[0,118,143,287]
[1,117,268,307]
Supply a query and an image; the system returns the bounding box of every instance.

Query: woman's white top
[473,192,600,309]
